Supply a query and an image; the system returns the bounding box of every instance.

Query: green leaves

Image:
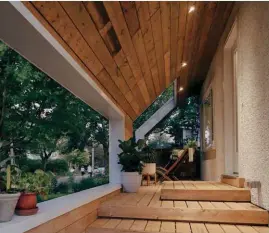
[16,169,54,195]
[66,149,89,167]
[0,41,109,168]
[118,138,143,173]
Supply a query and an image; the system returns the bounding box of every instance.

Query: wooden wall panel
[25,189,120,233]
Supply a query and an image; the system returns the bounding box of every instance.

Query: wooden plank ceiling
[23,1,234,121]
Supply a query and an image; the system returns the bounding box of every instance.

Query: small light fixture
[179,87,184,92]
[189,6,195,13]
[181,62,187,67]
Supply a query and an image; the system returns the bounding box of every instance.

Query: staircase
[87,180,269,233]
[135,97,176,140]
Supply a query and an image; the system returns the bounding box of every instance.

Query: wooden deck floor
[97,182,268,225]
[88,218,269,233]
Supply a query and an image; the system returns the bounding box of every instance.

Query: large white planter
[0,193,21,222]
[188,148,195,162]
[142,163,156,175]
[121,172,142,193]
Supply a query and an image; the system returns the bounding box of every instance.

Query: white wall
[201,2,269,210]
[237,2,269,210]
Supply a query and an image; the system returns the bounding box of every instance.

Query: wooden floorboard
[96,182,268,226]
[88,219,269,233]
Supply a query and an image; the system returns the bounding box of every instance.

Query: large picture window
[202,89,214,150]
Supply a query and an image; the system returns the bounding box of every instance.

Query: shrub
[46,159,68,175]
[17,158,42,173]
[72,175,109,192]
[54,182,69,194]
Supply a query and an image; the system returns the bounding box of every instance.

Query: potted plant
[118,138,143,193]
[140,140,157,176]
[185,139,197,162]
[0,165,21,222]
[15,169,53,216]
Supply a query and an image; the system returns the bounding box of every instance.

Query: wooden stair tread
[161,181,250,201]
[97,182,268,226]
[88,219,269,232]
[98,204,268,225]
[87,227,159,233]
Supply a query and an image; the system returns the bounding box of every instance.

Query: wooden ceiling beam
[23,1,234,118]
[195,3,233,81]
[27,2,138,120]
[136,1,161,96]
[60,2,140,117]
[179,1,196,89]
[120,2,140,37]
[150,7,166,90]
[148,1,160,17]
[189,2,217,85]
[181,2,205,90]
[104,2,151,107]
[170,2,180,82]
[132,30,157,102]
[121,2,157,103]
[22,1,127,118]
[160,2,171,88]
[175,2,188,81]
[114,50,145,111]
[83,2,109,30]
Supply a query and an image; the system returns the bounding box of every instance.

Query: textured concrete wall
[202,2,269,210]
[237,2,269,210]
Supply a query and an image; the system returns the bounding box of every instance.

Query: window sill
[0,183,121,233]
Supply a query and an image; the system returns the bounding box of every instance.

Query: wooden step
[87,228,159,233]
[161,181,251,202]
[88,218,269,233]
[98,204,268,225]
[221,174,245,188]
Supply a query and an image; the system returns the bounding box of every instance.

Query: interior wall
[201,2,269,210]
[237,2,269,210]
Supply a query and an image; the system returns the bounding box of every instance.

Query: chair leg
[154,173,157,185]
[147,174,150,186]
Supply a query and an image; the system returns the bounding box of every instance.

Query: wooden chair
[156,149,188,181]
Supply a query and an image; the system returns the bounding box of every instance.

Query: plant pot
[142,163,156,175]
[121,172,142,193]
[15,192,38,216]
[0,192,21,222]
[188,148,195,162]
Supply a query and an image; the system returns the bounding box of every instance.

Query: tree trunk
[42,158,48,171]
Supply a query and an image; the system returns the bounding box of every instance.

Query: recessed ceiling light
[189,6,195,13]
[182,62,187,67]
[179,87,184,92]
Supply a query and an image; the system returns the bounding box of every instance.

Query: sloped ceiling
[23,1,234,120]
